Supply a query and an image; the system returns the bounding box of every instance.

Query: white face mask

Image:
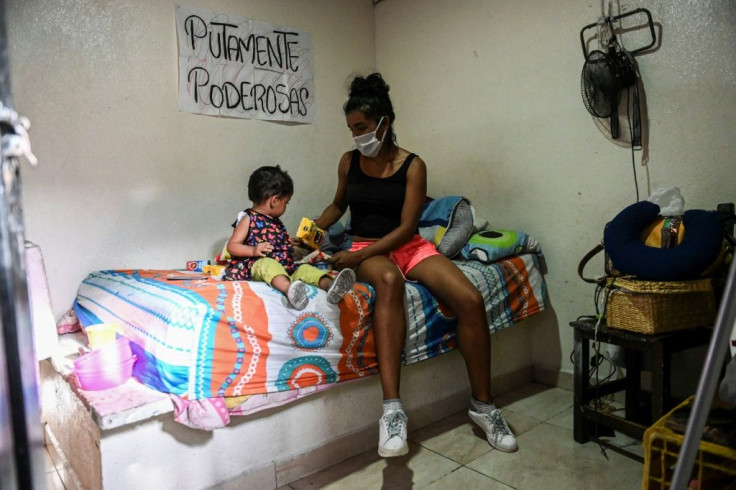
[353,117,386,158]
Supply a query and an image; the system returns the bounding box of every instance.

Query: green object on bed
[461,229,541,264]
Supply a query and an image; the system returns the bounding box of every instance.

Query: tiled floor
[43,383,645,489]
[284,384,645,489]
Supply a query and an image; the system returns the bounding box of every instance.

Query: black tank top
[346,149,416,238]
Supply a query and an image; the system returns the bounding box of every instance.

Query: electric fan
[581,40,636,139]
[579,7,656,144]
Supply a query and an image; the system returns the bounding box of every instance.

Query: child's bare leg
[270,274,291,295]
[318,275,333,291]
[294,264,355,303]
[252,258,307,309]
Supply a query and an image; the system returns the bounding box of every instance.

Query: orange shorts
[349,235,441,276]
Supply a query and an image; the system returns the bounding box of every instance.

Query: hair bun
[349,73,390,98]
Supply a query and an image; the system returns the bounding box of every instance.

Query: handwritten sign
[175,5,315,123]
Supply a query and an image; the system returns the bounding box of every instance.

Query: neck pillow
[604,201,723,281]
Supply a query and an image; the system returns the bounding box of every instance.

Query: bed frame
[40,317,542,489]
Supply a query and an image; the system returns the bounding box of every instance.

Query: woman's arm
[313,152,351,231]
[226,215,272,258]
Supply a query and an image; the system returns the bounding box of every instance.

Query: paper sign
[175,5,315,123]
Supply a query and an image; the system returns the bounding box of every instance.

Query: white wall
[374,0,736,378]
[8,0,736,388]
[7,0,375,317]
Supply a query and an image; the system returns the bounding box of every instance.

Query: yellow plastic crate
[643,396,736,489]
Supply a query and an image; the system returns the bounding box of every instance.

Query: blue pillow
[418,196,474,258]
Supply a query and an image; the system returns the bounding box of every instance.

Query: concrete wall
[374,0,736,381]
[7,0,375,316]
[8,0,736,427]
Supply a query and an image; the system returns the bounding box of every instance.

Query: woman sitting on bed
[223,165,355,310]
[313,73,518,457]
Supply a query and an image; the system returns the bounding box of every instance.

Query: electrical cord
[616,4,641,204]
[589,349,617,384]
[571,290,618,385]
[570,275,621,458]
[626,87,641,203]
[592,278,629,458]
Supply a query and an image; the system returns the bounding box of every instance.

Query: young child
[222,165,355,310]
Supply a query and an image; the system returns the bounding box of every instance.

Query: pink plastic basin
[74,356,136,391]
[74,337,132,372]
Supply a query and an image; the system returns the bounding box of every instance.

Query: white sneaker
[468,407,518,452]
[378,409,409,457]
[287,280,309,310]
[326,268,356,304]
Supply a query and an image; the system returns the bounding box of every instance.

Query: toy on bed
[69,196,548,430]
[419,196,543,264]
[295,217,326,250]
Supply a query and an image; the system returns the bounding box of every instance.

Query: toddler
[222,165,355,309]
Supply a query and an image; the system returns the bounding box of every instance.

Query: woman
[313,73,517,457]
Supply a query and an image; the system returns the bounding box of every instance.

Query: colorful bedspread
[73,253,546,428]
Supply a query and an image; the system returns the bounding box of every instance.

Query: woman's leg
[355,255,410,457]
[406,255,490,401]
[407,255,518,452]
[354,256,406,400]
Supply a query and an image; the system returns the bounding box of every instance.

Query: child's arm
[226,215,273,258]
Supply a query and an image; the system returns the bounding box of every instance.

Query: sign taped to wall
[175,5,314,123]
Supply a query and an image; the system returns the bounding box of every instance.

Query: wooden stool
[571,318,712,458]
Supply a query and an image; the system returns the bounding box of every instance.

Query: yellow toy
[296,217,325,250]
[203,264,226,277]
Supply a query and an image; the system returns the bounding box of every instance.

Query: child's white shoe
[326,268,356,304]
[287,280,309,310]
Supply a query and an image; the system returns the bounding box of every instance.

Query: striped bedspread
[73,254,546,424]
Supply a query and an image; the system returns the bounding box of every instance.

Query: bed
[44,198,548,488]
[72,252,547,430]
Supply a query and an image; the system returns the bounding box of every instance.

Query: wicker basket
[604,277,716,334]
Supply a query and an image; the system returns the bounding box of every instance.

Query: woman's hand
[329,250,363,270]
